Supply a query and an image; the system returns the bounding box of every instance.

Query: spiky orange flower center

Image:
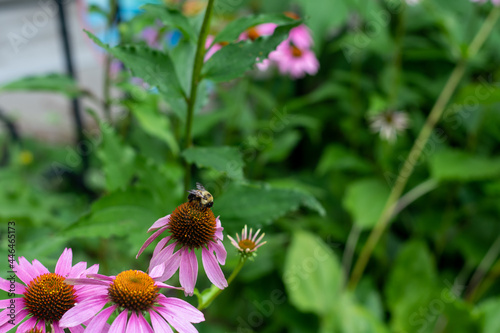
[169,201,216,249]
[23,273,76,322]
[239,239,256,251]
[108,270,158,312]
[291,45,303,57]
[247,27,260,41]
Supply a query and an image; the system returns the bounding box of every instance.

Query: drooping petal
[136,312,154,333]
[0,278,24,294]
[179,248,198,296]
[210,240,227,265]
[84,305,116,333]
[55,248,73,277]
[152,236,171,258]
[155,307,199,333]
[157,295,204,323]
[150,242,176,269]
[51,323,65,333]
[201,247,227,289]
[108,310,128,333]
[149,310,174,333]
[156,249,182,282]
[137,226,169,258]
[12,313,37,332]
[148,215,171,232]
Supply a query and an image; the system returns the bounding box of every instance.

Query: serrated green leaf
[0,74,81,97]
[283,231,342,316]
[343,179,390,230]
[203,21,300,82]
[64,189,162,239]
[97,123,136,192]
[127,99,179,155]
[430,149,500,181]
[142,4,198,42]
[213,13,296,43]
[214,185,325,226]
[85,30,186,116]
[182,146,244,179]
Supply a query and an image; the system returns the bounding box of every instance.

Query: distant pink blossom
[269,42,319,79]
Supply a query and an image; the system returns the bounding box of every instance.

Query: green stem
[184,0,215,192]
[347,7,500,291]
[103,0,118,124]
[198,257,247,310]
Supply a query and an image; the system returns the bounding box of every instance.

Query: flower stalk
[198,257,247,311]
[348,6,500,290]
[184,0,216,192]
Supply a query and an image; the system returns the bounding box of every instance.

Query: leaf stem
[184,0,215,192]
[347,6,500,291]
[198,257,247,310]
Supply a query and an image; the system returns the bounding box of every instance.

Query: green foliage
[430,149,500,181]
[283,230,342,316]
[343,179,390,230]
[142,4,198,42]
[0,74,82,97]
[182,146,244,179]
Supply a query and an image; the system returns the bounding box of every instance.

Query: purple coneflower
[137,201,227,296]
[269,41,320,79]
[59,270,204,332]
[228,225,267,258]
[0,248,98,333]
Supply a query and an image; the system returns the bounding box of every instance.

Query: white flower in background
[369,110,409,143]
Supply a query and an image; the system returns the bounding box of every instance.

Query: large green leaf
[0,74,81,97]
[97,123,136,192]
[430,149,500,181]
[213,13,296,43]
[478,297,500,333]
[321,293,389,333]
[182,146,244,179]
[385,241,439,333]
[127,99,179,155]
[203,21,301,82]
[283,231,342,316]
[64,189,162,239]
[142,4,198,42]
[343,179,390,230]
[214,185,325,227]
[85,30,186,115]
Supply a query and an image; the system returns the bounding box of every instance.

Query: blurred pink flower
[141,27,159,47]
[239,23,278,41]
[288,24,314,49]
[269,41,320,79]
[60,270,204,332]
[0,248,99,333]
[204,35,228,61]
[137,201,227,296]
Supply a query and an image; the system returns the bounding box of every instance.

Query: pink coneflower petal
[150,242,176,269]
[289,25,313,49]
[179,248,198,296]
[155,307,198,333]
[156,252,182,282]
[149,215,171,232]
[67,323,85,333]
[59,295,109,327]
[137,226,169,258]
[52,323,65,333]
[152,236,172,258]
[55,248,73,277]
[0,278,25,294]
[227,235,241,250]
[15,315,38,332]
[150,310,174,333]
[85,305,116,333]
[31,259,50,277]
[109,310,128,332]
[157,295,205,323]
[209,240,227,265]
[0,308,28,328]
[214,217,223,240]
[202,248,228,289]
[136,312,154,333]
[68,262,87,277]
[14,257,36,284]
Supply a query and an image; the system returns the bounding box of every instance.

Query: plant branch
[184,0,215,192]
[198,257,247,311]
[347,6,500,290]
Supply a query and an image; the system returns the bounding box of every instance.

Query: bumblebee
[188,182,214,208]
